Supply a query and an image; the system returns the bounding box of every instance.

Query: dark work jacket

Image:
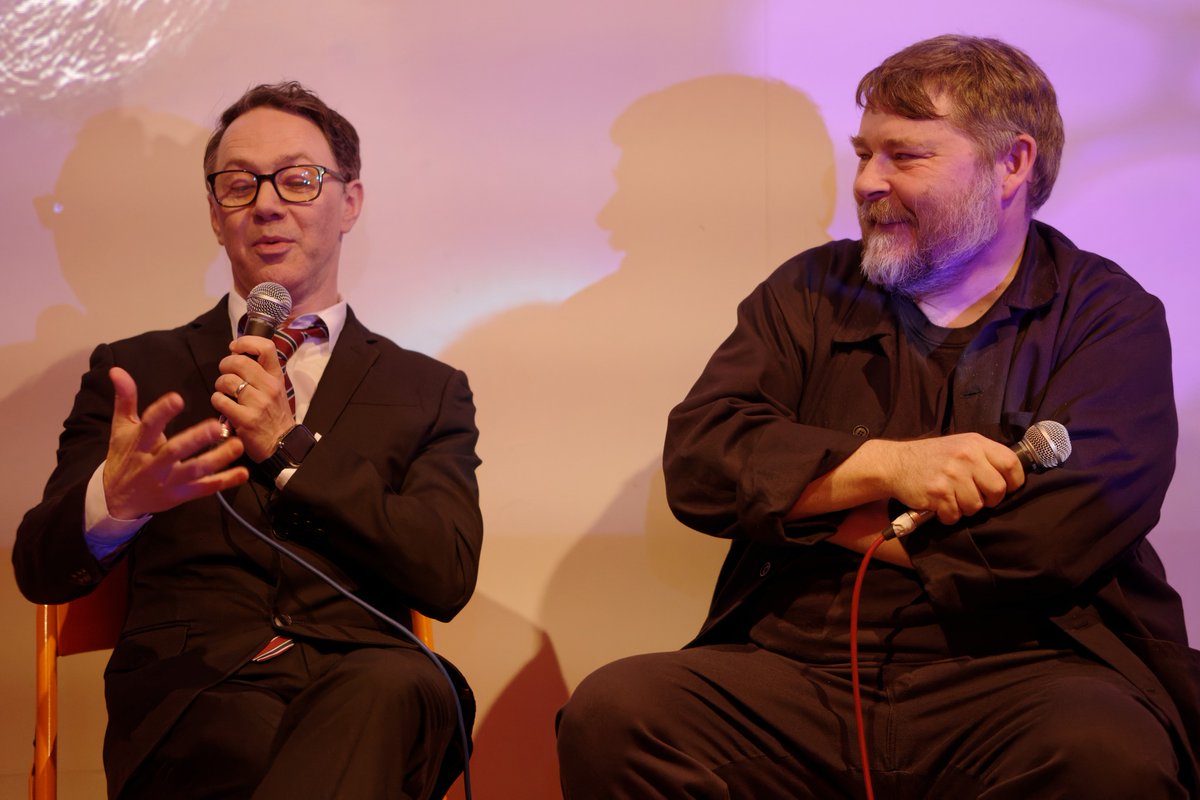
[14,298,484,798]
[664,221,1199,787]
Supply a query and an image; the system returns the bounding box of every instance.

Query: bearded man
[557,34,1199,799]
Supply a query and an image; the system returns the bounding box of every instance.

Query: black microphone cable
[214,489,474,800]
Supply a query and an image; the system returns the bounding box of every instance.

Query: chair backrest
[30,561,436,800]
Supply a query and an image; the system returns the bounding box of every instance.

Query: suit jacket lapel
[184,297,234,419]
[304,306,378,436]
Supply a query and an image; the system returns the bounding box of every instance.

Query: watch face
[279,425,317,464]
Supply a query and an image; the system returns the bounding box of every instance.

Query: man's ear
[1000,133,1037,204]
[208,195,226,246]
[340,179,364,235]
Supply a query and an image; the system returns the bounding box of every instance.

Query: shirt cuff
[275,466,298,489]
[84,463,150,561]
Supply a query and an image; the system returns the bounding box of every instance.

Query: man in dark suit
[14,81,483,799]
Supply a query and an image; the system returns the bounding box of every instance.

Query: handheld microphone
[882,421,1071,540]
[243,281,292,338]
[219,282,293,439]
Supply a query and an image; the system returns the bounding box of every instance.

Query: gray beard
[859,176,999,299]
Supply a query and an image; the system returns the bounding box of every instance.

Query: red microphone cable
[850,534,887,800]
[847,420,1072,799]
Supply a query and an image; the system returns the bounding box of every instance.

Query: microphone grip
[880,437,1038,541]
[243,314,276,339]
[238,314,280,360]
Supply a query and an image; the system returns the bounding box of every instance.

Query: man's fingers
[177,436,245,480]
[158,418,232,465]
[202,465,251,493]
[978,471,1013,508]
[179,465,251,499]
[228,337,281,375]
[983,443,1026,493]
[109,367,139,422]
[136,392,186,452]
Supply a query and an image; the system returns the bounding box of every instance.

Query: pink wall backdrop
[2,1,1196,796]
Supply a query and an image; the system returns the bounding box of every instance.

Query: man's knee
[558,654,719,799]
[559,655,664,747]
[986,676,1187,797]
[558,653,705,777]
[321,646,460,738]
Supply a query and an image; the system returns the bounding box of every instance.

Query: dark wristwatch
[260,424,317,482]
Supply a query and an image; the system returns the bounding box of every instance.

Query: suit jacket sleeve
[14,343,120,604]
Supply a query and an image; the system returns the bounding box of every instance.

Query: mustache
[858,198,917,227]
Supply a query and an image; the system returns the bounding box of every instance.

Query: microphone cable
[215,489,474,800]
[217,282,475,796]
[850,534,885,800]
[847,422,1072,799]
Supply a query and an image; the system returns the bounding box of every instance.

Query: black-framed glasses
[206,164,349,208]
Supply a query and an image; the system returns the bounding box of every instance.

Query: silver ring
[235,381,248,399]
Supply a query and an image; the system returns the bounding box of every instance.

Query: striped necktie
[272,319,330,414]
[248,318,328,663]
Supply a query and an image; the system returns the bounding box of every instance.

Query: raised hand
[103,367,249,519]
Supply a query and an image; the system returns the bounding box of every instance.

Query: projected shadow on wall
[2,107,218,538]
[441,75,836,798]
[0,108,217,779]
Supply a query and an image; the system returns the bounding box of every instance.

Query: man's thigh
[886,650,1187,798]
[558,644,863,799]
[559,644,1186,799]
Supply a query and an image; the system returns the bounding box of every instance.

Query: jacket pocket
[104,622,188,676]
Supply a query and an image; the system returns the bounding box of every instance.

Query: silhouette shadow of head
[598,73,835,277]
[0,108,220,788]
[4,108,217,534]
[439,74,836,799]
[33,107,218,342]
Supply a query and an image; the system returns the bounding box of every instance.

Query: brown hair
[856,35,1063,212]
[203,81,361,179]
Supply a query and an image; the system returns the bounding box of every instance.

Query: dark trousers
[556,642,1188,799]
[120,639,459,800]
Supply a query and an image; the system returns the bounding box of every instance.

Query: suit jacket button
[70,568,92,585]
[759,562,771,577]
[273,614,293,628]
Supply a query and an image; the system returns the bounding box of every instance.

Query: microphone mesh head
[1023,421,1072,469]
[245,282,292,327]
